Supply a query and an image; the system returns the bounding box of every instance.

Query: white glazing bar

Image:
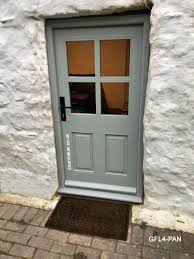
[95,40,101,115]
[100,77,130,83]
[67,76,130,83]
[63,41,71,106]
[67,76,96,82]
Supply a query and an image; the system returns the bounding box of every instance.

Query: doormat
[46,195,130,240]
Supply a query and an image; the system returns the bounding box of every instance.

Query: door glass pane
[101,83,129,115]
[66,41,95,76]
[69,82,96,114]
[100,39,130,76]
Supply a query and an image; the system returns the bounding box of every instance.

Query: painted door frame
[45,13,150,203]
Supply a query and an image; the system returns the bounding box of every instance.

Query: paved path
[0,202,194,259]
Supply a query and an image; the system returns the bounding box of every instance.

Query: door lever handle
[60,97,71,121]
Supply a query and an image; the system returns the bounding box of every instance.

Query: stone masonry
[0,0,194,231]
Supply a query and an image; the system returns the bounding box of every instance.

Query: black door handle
[60,97,72,121]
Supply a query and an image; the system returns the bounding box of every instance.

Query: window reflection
[101,83,129,115]
[100,39,130,76]
[66,41,95,76]
[69,83,96,114]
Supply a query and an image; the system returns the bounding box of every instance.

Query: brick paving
[0,202,194,259]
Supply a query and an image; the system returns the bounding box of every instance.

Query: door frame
[45,14,150,203]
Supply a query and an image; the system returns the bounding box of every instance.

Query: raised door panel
[72,133,94,172]
[106,135,128,175]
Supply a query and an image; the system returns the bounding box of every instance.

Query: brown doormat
[46,195,130,240]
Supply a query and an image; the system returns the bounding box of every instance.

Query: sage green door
[48,15,149,202]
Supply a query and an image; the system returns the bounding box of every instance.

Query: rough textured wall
[0,1,58,198]
[0,0,147,199]
[143,0,194,216]
[0,0,194,227]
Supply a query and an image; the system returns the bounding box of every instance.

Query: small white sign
[149,236,182,242]
[65,133,72,171]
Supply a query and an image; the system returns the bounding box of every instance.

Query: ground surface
[0,202,194,259]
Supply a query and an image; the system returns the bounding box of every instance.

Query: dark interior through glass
[69,82,96,114]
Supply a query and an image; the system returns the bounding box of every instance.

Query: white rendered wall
[0,0,194,230]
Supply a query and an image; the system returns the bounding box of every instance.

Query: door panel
[72,132,94,171]
[105,135,128,174]
[51,19,147,202]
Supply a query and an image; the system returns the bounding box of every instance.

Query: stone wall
[143,0,194,215]
[0,0,194,230]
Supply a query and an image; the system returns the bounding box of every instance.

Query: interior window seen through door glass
[66,41,95,76]
[69,82,96,114]
[101,83,129,115]
[100,39,130,76]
